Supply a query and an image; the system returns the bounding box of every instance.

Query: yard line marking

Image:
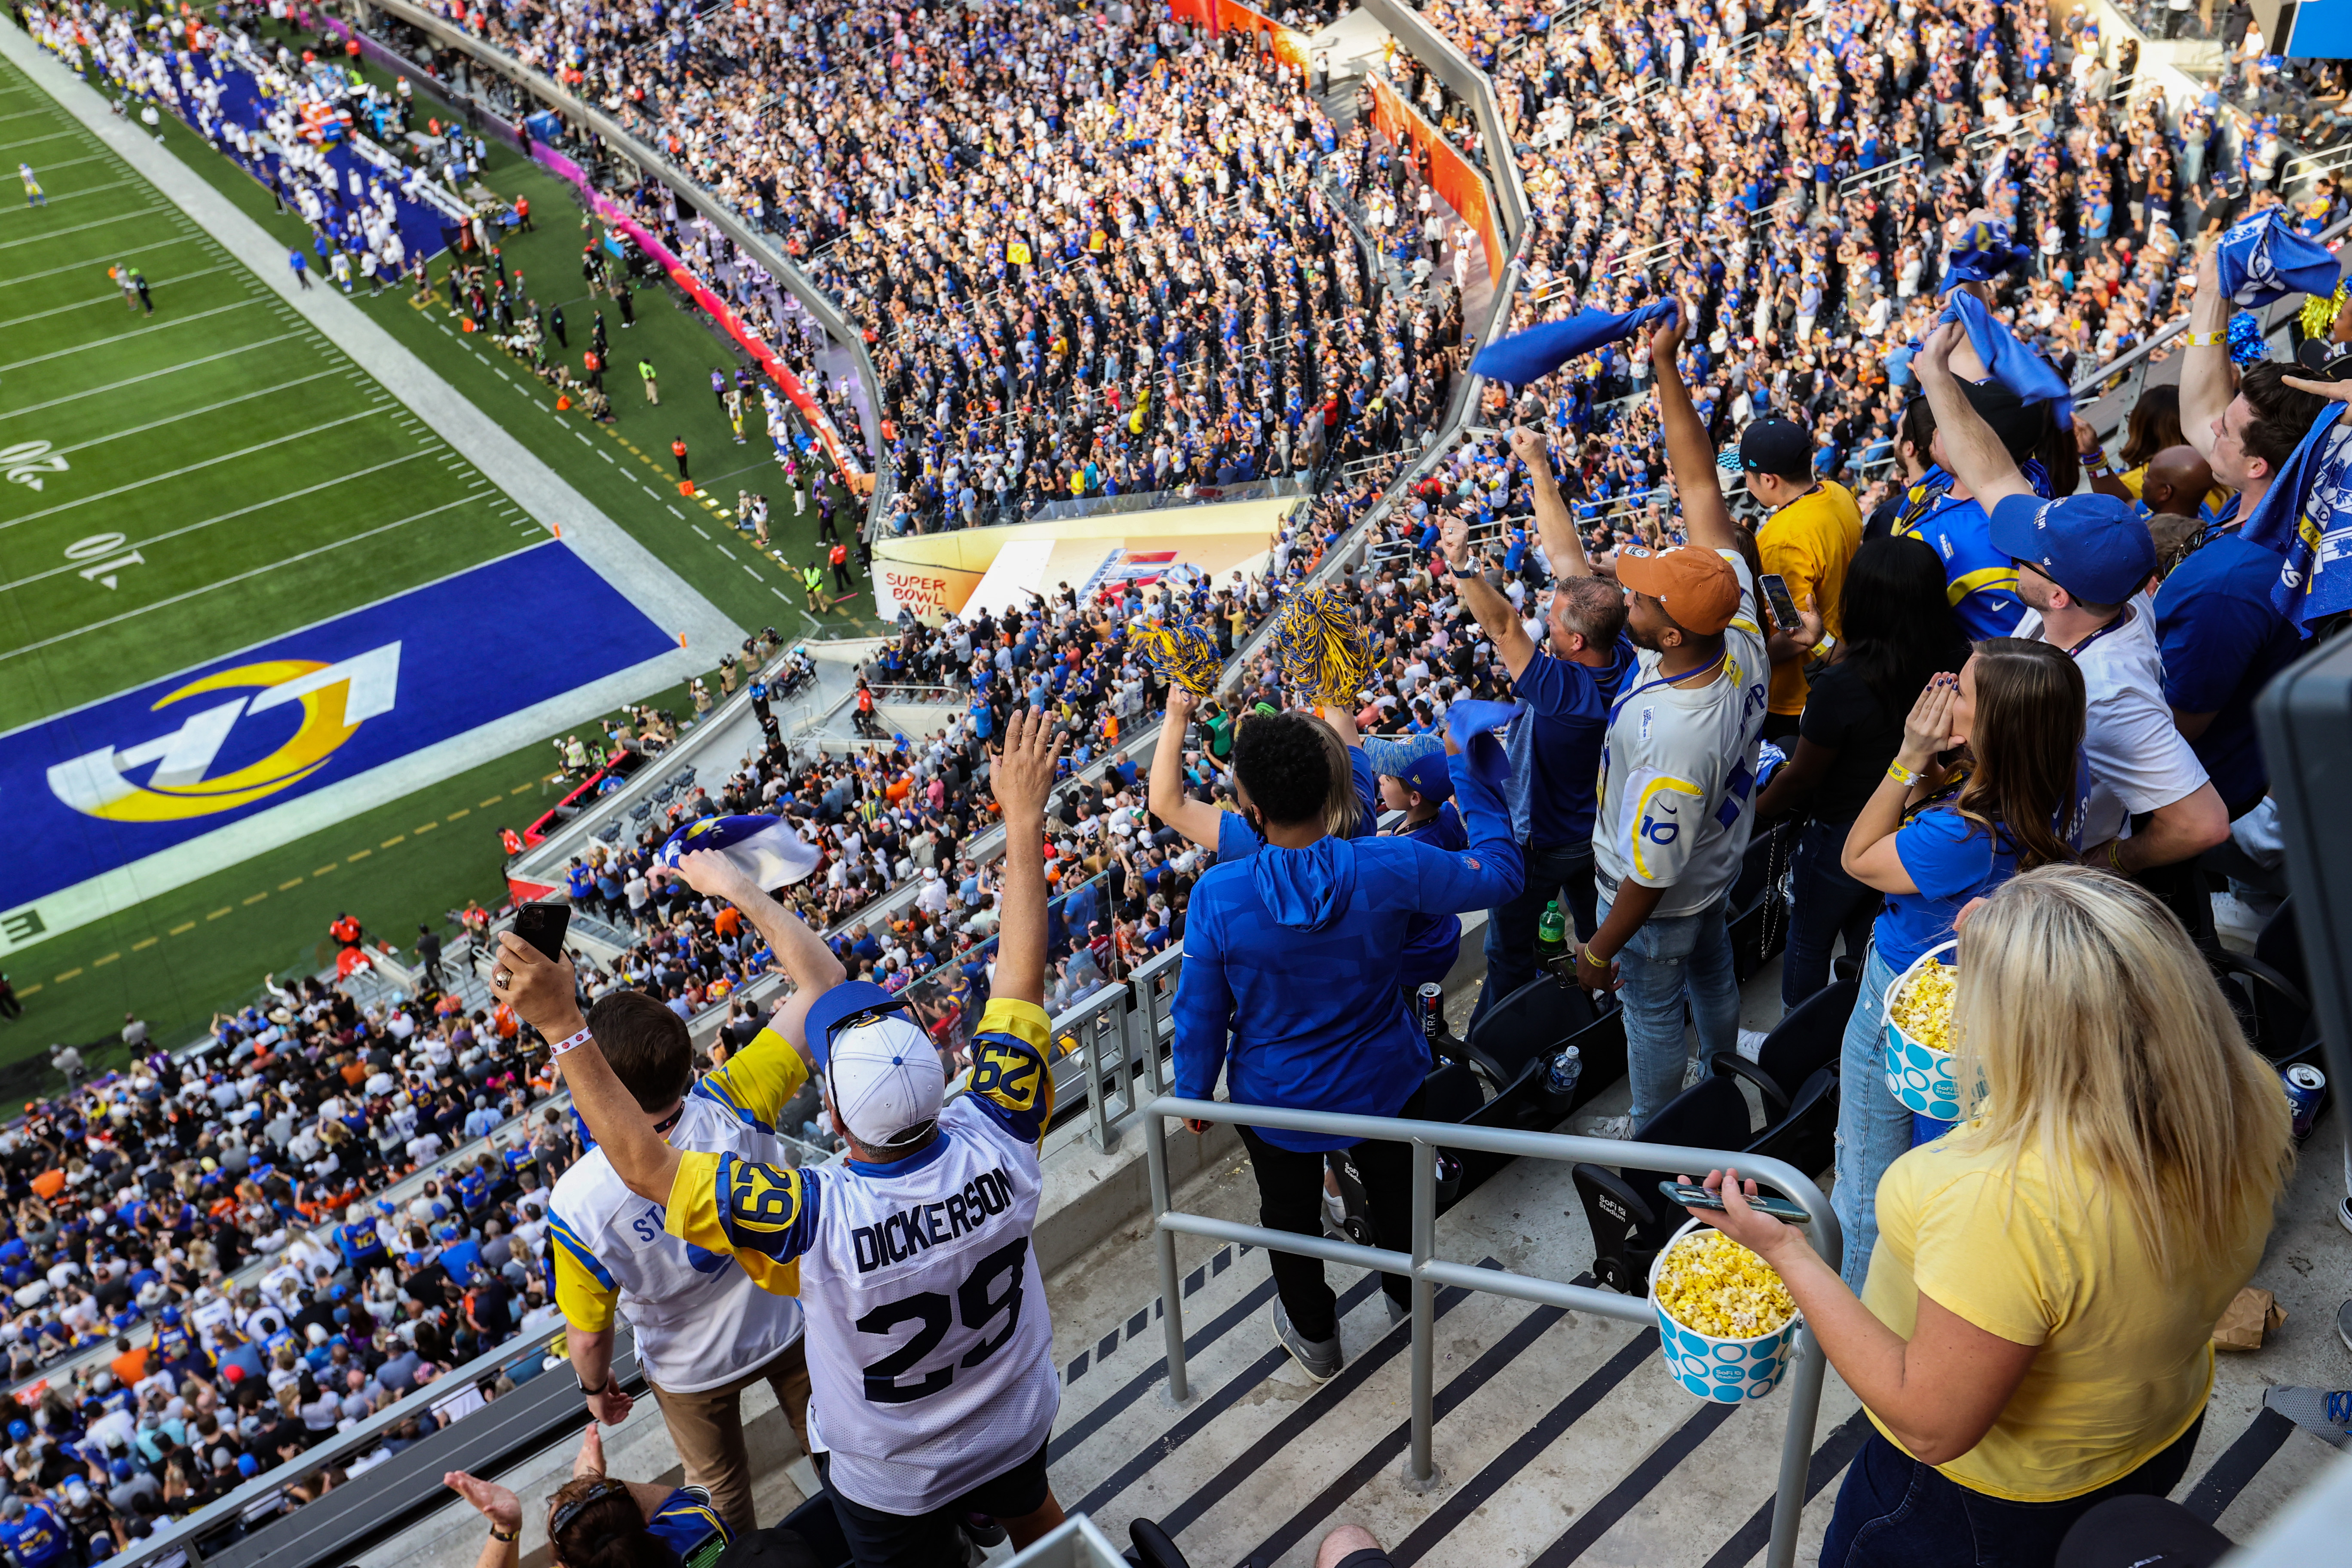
[772,587,787,601]
[573,431,592,446]
[37,370,345,457]
[447,808,470,821]
[0,264,242,330]
[0,332,301,416]
[346,850,370,863]
[0,299,258,374]
[668,505,685,518]
[278,879,303,891]
[0,496,478,662]
[0,232,205,289]
[691,524,710,539]
[313,864,338,877]
[0,408,391,532]
[598,450,615,462]
[130,938,156,952]
[479,796,503,809]
[167,922,193,936]
[0,452,425,594]
[42,175,145,205]
[741,564,762,582]
[0,129,92,157]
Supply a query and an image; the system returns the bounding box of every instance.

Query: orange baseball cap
[1615,545,1740,636]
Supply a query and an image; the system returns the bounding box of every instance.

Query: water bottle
[1534,900,1568,972]
[1544,1044,1583,1112]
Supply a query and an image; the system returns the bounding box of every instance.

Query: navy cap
[1988,493,2156,607]
[1737,417,1812,479]
[801,980,910,1070]
[1392,750,1455,802]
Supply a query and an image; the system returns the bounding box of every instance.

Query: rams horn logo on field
[47,644,400,823]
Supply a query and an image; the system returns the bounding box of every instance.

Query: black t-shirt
[1797,660,1908,824]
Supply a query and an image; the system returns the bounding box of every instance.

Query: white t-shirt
[1592,550,1771,917]
[2016,595,2207,845]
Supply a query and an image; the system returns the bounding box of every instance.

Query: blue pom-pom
[2227,310,2269,367]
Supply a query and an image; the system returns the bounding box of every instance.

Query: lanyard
[1607,648,1729,731]
[2061,603,2132,660]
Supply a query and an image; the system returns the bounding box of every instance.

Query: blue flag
[2214,209,2342,307]
[2237,402,2352,631]
[658,813,821,888]
[1938,291,2073,435]
[1471,300,1678,386]
[1942,219,2032,289]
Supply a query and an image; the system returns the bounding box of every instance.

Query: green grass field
[0,33,876,1072]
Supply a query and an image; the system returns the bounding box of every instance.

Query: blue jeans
[1599,882,1739,1123]
[1470,840,1598,1031]
[1833,943,1911,1292]
[1781,817,1880,1011]
[1820,1413,2204,1568]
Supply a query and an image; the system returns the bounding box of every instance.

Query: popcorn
[1889,961,1957,1053]
[1652,1228,1797,1340]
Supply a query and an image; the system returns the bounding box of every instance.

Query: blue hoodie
[1173,746,1522,1152]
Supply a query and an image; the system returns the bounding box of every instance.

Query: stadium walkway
[0,23,743,661]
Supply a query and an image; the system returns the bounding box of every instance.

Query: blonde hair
[1946,866,2294,1274]
[1304,712,1365,839]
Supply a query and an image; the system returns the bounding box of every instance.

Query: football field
[0,54,539,731]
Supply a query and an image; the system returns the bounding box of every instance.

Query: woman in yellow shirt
[1685,866,2292,1568]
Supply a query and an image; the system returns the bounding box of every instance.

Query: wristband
[2109,839,2126,871]
[1577,946,1609,970]
[2186,328,2224,347]
[490,1527,520,1543]
[2080,450,2110,471]
[550,1026,594,1057]
[1886,759,1921,787]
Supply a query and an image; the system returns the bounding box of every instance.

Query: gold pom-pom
[1273,586,1372,706]
[2302,281,2347,343]
[1134,615,1224,697]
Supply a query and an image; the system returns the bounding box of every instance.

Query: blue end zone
[1,542,672,910]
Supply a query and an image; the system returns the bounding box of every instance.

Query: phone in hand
[513,900,571,963]
[1758,572,1804,635]
[1660,1180,1812,1225]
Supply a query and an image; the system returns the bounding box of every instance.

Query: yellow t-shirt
[1755,481,1862,716]
[1859,1131,2266,1501]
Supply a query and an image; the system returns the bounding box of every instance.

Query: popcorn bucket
[1646,1220,1804,1403]
[1882,940,1962,1122]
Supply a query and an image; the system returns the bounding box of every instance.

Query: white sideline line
[0,408,387,531]
[0,453,430,594]
[0,232,203,289]
[0,297,255,372]
[0,498,480,664]
[38,370,345,456]
[0,201,169,247]
[0,332,302,416]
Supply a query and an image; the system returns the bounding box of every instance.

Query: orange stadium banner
[1364,72,1505,287]
[1212,0,1312,69]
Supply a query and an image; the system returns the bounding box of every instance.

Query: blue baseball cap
[1988,493,2156,607]
[800,981,910,1070]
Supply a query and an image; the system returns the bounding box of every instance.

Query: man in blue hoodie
[1171,712,1522,1380]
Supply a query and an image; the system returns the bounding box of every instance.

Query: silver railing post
[1405,1138,1440,1490]
[1142,1102,1190,1406]
[1768,1323,1831,1568]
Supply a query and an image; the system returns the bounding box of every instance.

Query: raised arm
[1648,301,1738,554]
[670,849,841,1057]
[1508,425,1593,579]
[1438,514,1538,679]
[989,708,1062,1009]
[2179,243,2230,462]
[493,935,681,1204]
[1148,691,1227,848]
[1911,320,2036,511]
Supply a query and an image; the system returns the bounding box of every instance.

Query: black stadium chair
[1460,974,1597,1092]
[1572,1075,1753,1295]
[2216,900,2311,1062]
[1711,977,1857,1115]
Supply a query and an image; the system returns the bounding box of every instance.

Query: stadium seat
[2216,901,2310,1062]
[1708,977,1857,1116]
[1572,1075,1755,1295]
[1460,975,1596,1092]
[1727,823,1793,983]
[594,821,623,844]
[777,1492,852,1568]
[1419,1060,1487,1125]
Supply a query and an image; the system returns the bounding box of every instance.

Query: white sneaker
[2337,1195,2352,1238]
[1575,1114,1635,1140]
[1681,1057,1707,1090]
[2213,891,2265,943]
[1737,1029,1771,1061]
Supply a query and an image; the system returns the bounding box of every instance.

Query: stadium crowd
[423,0,1467,533]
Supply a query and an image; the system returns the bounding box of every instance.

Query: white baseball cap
[826,1015,945,1149]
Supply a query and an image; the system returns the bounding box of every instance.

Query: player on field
[494,709,1069,1567]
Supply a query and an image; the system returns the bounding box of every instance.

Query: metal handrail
[1141,1096,1839,1568]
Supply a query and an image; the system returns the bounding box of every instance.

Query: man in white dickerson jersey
[548,979,823,1532]
[496,710,1069,1568]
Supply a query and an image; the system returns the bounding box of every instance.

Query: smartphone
[1659,1181,1812,1225]
[1758,572,1803,634]
[513,900,571,963]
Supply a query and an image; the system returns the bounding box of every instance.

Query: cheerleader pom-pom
[2300,281,2347,343]
[1136,616,1224,697]
[2228,310,2270,367]
[1274,586,1372,706]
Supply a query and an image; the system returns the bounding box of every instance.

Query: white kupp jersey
[550,1097,804,1393]
[798,1094,1057,1514]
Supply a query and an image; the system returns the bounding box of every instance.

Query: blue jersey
[1891,469,2027,640]
[335,1221,385,1268]
[0,1504,68,1568]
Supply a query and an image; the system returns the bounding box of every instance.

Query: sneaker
[961,1515,1007,1549]
[1575,1114,1635,1140]
[2339,1195,2352,1238]
[2340,1299,2352,1356]
[2263,1386,2352,1449]
[1681,1056,1707,1090]
[1384,1294,1408,1328]
[1273,1303,1342,1383]
[1737,1028,1771,1062]
[2212,891,2265,945]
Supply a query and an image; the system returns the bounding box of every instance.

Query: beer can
[2284,1063,2326,1141]
[1418,983,1445,1040]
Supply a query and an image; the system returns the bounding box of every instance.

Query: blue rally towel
[1471,300,1678,386]
[1938,291,2073,435]
[657,813,821,887]
[1942,219,2033,288]
[2214,209,2343,308]
[2238,401,2352,631]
